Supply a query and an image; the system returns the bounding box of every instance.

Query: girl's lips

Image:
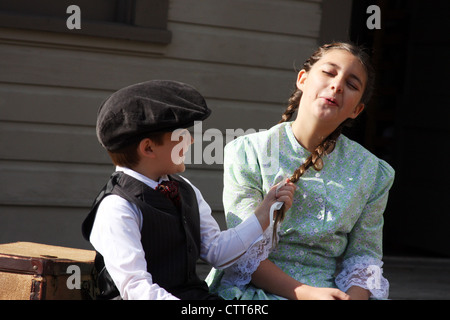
[320,97,339,106]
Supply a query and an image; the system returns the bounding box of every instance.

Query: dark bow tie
[156,180,181,209]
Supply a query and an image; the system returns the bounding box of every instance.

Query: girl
[206,42,395,300]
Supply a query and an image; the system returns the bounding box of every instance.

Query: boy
[82,80,294,300]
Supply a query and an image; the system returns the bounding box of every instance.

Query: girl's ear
[296,69,308,90]
[350,103,365,119]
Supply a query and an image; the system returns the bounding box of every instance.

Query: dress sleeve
[218,137,275,287]
[335,159,395,299]
[222,136,264,227]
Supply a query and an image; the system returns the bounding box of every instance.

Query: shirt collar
[115,166,169,189]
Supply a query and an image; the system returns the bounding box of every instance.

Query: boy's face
[153,130,193,175]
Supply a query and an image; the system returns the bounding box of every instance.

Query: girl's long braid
[272,121,342,244]
[279,89,302,124]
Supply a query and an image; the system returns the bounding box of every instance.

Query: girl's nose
[331,79,344,93]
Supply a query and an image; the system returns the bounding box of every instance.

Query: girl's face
[296,49,367,129]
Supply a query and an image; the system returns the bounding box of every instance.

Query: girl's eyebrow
[323,62,364,87]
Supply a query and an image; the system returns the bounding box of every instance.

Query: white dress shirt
[89,167,263,300]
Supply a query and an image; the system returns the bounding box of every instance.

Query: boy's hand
[255,179,296,230]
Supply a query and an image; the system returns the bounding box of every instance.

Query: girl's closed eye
[347,81,359,90]
[322,70,359,91]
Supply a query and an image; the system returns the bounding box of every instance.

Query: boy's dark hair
[107,132,165,168]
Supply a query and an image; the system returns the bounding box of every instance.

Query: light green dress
[206,122,395,299]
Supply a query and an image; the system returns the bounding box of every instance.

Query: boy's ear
[138,138,157,158]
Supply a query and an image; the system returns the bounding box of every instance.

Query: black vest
[82,171,218,300]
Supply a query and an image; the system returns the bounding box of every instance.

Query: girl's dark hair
[273,42,375,242]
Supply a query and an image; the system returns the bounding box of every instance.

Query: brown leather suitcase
[0,242,97,300]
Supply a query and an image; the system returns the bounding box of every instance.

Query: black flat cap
[96,80,211,151]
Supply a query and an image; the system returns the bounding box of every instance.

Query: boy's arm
[90,195,178,300]
[184,177,294,269]
[195,186,262,269]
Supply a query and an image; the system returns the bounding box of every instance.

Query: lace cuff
[221,225,275,288]
[335,255,389,299]
[221,201,283,288]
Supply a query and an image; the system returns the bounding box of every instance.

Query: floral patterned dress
[205,122,395,299]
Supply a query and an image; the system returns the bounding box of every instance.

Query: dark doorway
[349,0,450,257]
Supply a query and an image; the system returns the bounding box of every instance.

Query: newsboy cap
[96,80,211,151]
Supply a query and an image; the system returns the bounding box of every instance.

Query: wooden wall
[0,0,322,249]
